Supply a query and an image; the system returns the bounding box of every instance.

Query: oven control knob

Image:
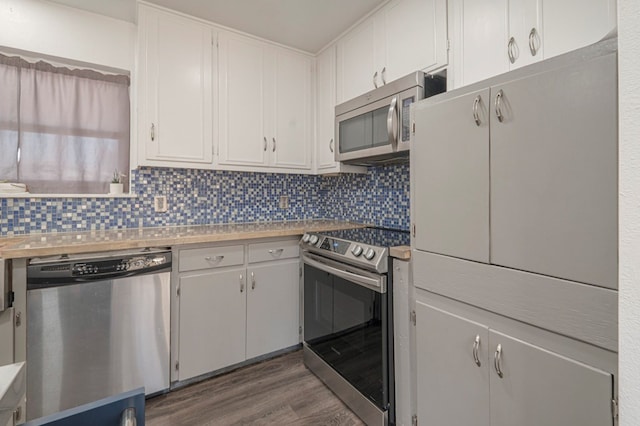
[302,233,310,243]
[364,248,376,260]
[351,245,363,257]
[309,235,319,245]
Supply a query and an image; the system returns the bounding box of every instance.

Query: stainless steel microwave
[335,71,445,165]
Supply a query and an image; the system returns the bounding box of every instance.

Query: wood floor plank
[146,350,365,426]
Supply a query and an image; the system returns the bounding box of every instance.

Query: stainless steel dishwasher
[26,248,171,421]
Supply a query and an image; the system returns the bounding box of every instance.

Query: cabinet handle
[529,27,539,56]
[151,123,156,141]
[373,71,379,89]
[272,137,276,152]
[381,67,387,85]
[204,255,224,263]
[494,90,504,123]
[507,37,517,64]
[263,137,267,151]
[329,138,334,153]
[472,335,481,366]
[268,248,284,256]
[251,271,256,290]
[240,274,244,293]
[494,344,504,378]
[472,95,481,126]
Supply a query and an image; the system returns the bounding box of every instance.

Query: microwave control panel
[401,96,415,142]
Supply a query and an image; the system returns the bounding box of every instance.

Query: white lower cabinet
[176,239,300,382]
[178,268,247,381]
[416,301,614,426]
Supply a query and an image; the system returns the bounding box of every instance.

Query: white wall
[618,0,640,423]
[0,0,135,71]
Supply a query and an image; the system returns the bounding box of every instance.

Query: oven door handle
[302,254,386,293]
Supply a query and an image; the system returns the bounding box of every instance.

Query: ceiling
[48,0,387,53]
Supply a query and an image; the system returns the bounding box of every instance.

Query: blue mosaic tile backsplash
[0,164,409,236]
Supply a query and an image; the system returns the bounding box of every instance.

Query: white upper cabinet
[218,31,312,171]
[450,0,615,88]
[137,5,214,168]
[337,0,448,103]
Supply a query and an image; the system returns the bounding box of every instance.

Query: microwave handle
[387,96,398,150]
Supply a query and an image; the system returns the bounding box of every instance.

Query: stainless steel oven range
[300,227,409,426]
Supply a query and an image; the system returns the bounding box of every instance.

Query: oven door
[302,252,391,410]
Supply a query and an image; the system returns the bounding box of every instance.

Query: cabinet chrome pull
[381,67,387,85]
[507,37,516,64]
[329,138,334,153]
[204,255,224,262]
[472,95,481,126]
[494,344,504,378]
[473,335,481,366]
[240,274,244,292]
[272,137,276,152]
[251,271,256,290]
[263,137,267,151]
[373,71,379,89]
[387,96,398,149]
[151,123,156,141]
[268,248,284,256]
[529,28,539,56]
[495,90,504,123]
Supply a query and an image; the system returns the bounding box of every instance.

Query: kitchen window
[0,53,130,195]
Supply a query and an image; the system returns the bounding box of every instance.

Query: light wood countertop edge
[390,245,411,260]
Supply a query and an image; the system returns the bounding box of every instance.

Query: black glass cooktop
[320,227,410,248]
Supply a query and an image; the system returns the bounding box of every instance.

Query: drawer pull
[204,255,224,263]
[268,249,284,256]
[472,335,481,367]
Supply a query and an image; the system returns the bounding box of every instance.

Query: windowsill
[0,193,138,199]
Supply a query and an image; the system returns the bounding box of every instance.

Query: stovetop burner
[320,227,410,248]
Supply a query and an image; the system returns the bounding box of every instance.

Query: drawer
[179,245,244,272]
[248,240,300,264]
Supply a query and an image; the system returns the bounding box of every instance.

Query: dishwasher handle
[27,251,172,289]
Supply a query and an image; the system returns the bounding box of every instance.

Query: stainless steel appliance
[301,227,410,426]
[26,248,171,420]
[335,71,445,165]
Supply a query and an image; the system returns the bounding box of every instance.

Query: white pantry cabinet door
[542,0,616,60]
[336,17,378,104]
[381,0,448,82]
[271,47,312,170]
[218,31,270,167]
[246,260,300,359]
[507,0,542,69]
[178,268,247,381]
[139,5,213,166]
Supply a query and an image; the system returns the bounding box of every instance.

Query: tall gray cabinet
[410,38,618,426]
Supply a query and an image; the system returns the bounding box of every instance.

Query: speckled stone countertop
[0,220,365,259]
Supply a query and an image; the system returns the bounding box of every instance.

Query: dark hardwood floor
[146,350,365,425]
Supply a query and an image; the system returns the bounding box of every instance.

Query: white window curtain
[0,54,130,194]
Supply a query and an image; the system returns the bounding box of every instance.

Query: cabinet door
[246,260,300,359]
[218,32,270,167]
[543,0,616,60]
[453,0,508,86]
[412,89,490,263]
[489,330,613,426]
[271,48,312,170]
[416,302,490,426]
[0,308,13,366]
[336,17,377,103]
[490,52,617,288]
[178,268,247,381]
[140,6,213,165]
[381,0,448,82]
[508,0,542,69]
[316,46,338,170]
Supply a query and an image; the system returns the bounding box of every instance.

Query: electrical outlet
[279,195,289,209]
[154,195,168,213]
